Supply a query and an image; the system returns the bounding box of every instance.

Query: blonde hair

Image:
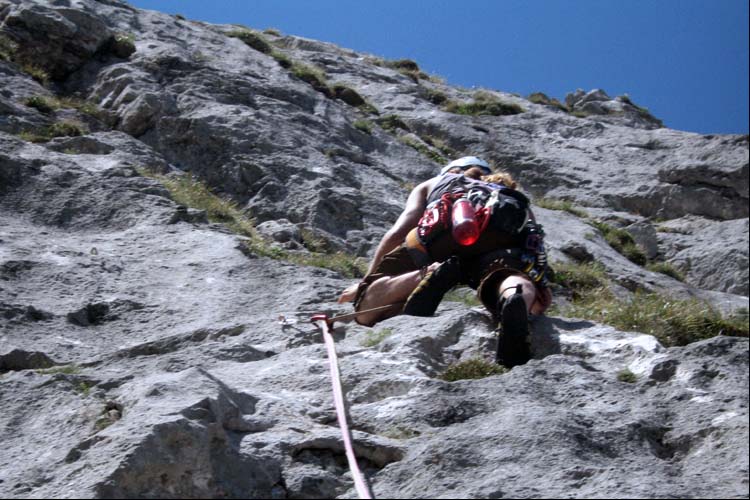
[482,172,518,189]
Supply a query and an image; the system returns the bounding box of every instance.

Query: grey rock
[565,88,611,110]
[578,88,611,104]
[563,88,663,129]
[1,303,53,322]
[560,241,595,263]
[0,349,56,372]
[657,216,749,296]
[46,135,115,155]
[0,1,747,498]
[66,299,144,326]
[168,205,208,225]
[66,302,112,326]
[580,100,607,115]
[649,358,679,382]
[256,219,302,244]
[2,3,114,80]
[540,207,746,311]
[625,220,660,260]
[565,88,586,108]
[119,92,163,137]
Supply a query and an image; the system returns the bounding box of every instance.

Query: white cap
[440,156,491,176]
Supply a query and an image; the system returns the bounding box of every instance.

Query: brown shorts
[474,254,528,311]
[473,251,552,315]
[353,245,419,310]
[354,242,550,315]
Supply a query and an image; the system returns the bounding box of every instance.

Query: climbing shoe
[495,291,531,368]
[402,257,461,317]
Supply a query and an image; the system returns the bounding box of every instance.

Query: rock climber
[338,156,552,367]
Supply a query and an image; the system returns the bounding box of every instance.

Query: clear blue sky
[128,0,748,135]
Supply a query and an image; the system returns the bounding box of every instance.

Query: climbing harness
[312,314,374,500]
[519,221,549,286]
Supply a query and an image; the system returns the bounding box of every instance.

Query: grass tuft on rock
[0,34,16,61]
[550,261,609,298]
[443,287,482,307]
[419,134,457,159]
[563,288,748,347]
[550,260,748,347]
[227,29,272,54]
[444,90,524,117]
[381,58,429,81]
[646,262,685,282]
[399,135,447,164]
[377,114,410,133]
[590,220,647,266]
[21,63,50,86]
[290,62,331,95]
[361,328,393,347]
[423,88,448,105]
[112,33,136,58]
[441,358,507,381]
[139,169,367,278]
[23,95,102,118]
[270,51,293,68]
[36,364,81,376]
[353,119,373,135]
[0,34,53,84]
[536,210,678,277]
[147,171,258,236]
[95,416,114,431]
[139,169,265,260]
[19,120,88,143]
[528,92,568,111]
[617,369,637,383]
[24,95,55,113]
[534,197,588,218]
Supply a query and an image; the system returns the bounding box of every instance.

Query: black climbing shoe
[495,291,531,368]
[402,257,462,317]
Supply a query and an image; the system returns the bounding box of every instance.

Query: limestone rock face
[656,216,750,296]
[1,1,748,498]
[1,1,121,81]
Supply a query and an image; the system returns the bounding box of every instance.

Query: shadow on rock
[529,315,594,360]
[66,300,145,326]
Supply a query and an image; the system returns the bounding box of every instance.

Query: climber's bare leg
[357,262,440,326]
[497,274,536,312]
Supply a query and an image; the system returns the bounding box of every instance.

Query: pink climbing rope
[314,318,373,500]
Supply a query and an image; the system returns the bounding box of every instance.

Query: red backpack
[416,175,530,249]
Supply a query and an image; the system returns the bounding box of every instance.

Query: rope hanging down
[313,316,373,500]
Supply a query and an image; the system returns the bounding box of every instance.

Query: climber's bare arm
[338,178,437,303]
